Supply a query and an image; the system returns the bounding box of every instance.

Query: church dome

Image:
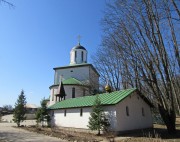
[72,43,87,50]
[105,85,111,93]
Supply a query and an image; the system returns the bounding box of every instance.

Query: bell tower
[70,42,87,65]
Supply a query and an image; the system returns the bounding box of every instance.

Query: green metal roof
[48,88,137,110]
[62,78,82,85]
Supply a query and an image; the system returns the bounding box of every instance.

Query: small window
[126,106,129,116]
[80,108,83,117]
[72,87,75,98]
[70,70,73,72]
[83,89,85,96]
[81,51,83,61]
[64,109,66,117]
[75,51,77,59]
[142,107,145,116]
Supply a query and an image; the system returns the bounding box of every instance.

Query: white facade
[54,65,92,84]
[51,92,153,133]
[115,92,153,131]
[54,65,99,89]
[49,85,89,106]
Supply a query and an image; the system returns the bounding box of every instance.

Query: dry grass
[17,117,180,142]
[116,117,180,142]
[20,126,104,142]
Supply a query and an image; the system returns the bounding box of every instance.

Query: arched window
[126,106,129,116]
[81,51,83,62]
[75,51,77,62]
[72,87,75,98]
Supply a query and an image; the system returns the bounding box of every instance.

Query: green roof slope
[49,88,137,110]
[62,78,82,85]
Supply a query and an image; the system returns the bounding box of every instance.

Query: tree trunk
[17,122,20,127]
[158,105,176,134]
[97,129,100,135]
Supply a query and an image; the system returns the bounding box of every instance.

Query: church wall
[52,107,91,129]
[49,85,89,106]
[63,85,89,99]
[51,105,117,130]
[115,92,153,132]
[49,88,57,106]
[54,66,90,84]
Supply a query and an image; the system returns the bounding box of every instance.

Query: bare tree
[93,0,180,133]
[0,0,14,7]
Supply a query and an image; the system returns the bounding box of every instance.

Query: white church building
[48,43,153,133]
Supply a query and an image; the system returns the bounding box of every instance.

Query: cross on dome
[77,35,82,45]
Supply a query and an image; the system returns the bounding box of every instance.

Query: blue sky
[0,0,106,107]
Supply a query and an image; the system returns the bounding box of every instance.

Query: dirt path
[0,123,66,142]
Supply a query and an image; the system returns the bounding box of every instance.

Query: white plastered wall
[115,92,153,131]
[49,85,89,106]
[51,105,117,130]
[55,66,89,84]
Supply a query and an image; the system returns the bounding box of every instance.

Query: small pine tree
[13,90,27,127]
[88,95,110,135]
[36,98,51,127]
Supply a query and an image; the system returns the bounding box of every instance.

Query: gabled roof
[48,88,137,110]
[62,78,82,85]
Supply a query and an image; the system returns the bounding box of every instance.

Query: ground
[0,117,180,142]
[0,123,66,142]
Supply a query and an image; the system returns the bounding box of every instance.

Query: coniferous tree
[13,90,27,127]
[88,96,110,135]
[36,98,51,127]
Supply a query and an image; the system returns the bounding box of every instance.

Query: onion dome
[105,85,111,93]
